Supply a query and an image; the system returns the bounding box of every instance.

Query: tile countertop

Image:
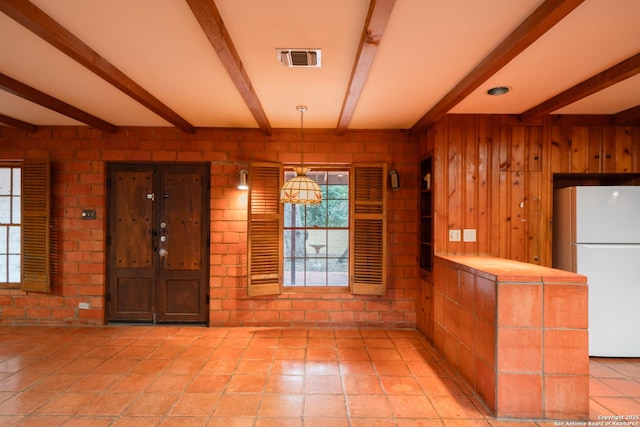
[436,255,587,284]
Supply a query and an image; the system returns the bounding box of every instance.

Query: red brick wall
[0,126,419,327]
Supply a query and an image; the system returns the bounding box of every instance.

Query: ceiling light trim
[487,86,511,96]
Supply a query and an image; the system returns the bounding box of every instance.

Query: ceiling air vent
[276,49,322,68]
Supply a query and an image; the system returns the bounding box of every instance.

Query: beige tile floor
[0,325,638,426]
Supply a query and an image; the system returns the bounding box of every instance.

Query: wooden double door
[106,163,210,324]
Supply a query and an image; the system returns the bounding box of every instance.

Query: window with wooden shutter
[21,161,51,292]
[350,163,387,295]
[247,162,282,296]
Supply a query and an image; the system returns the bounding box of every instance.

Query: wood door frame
[105,162,210,324]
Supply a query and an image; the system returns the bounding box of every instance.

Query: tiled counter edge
[432,255,589,420]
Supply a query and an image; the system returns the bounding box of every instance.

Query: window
[0,165,21,284]
[0,161,50,292]
[283,169,349,287]
[247,162,386,296]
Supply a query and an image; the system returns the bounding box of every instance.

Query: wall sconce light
[238,169,248,190]
[389,169,400,191]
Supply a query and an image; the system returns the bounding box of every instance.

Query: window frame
[0,163,21,287]
[247,162,386,297]
[282,166,350,291]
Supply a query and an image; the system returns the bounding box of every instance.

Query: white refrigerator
[553,186,640,357]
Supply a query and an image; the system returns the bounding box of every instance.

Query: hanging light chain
[279,104,321,204]
[297,105,307,168]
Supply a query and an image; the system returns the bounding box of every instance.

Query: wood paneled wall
[425,115,640,267]
[550,123,640,173]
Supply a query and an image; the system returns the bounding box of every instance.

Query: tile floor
[0,325,638,426]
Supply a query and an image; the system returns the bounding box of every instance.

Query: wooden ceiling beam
[0,113,37,132]
[0,0,195,133]
[0,73,117,133]
[336,0,396,135]
[614,104,640,125]
[186,0,272,135]
[411,0,585,133]
[521,53,640,121]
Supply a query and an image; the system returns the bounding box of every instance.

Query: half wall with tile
[433,255,589,419]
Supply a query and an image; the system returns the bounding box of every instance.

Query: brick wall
[0,126,419,327]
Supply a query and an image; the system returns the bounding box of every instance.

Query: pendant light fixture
[280,105,322,204]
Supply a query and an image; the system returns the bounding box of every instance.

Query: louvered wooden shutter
[21,161,51,292]
[247,162,282,296]
[350,163,387,295]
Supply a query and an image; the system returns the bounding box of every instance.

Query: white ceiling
[1,0,639,133]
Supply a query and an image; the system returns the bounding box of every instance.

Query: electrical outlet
[463,229,477,242]
[448,229,461,242]
[78,302,90,310]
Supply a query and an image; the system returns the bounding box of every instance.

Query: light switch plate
[81,209,96,220]
[463,229,477,242]
[449,229,461,241]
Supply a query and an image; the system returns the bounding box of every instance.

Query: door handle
[158,222,168,258]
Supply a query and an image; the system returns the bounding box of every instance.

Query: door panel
[115,277,153,314]
[161,168,203,271]
[164,279,202,314]
[156,165,209,323]
[113,171,154,268]
[108,166,155,322]
[107,163,209,324]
